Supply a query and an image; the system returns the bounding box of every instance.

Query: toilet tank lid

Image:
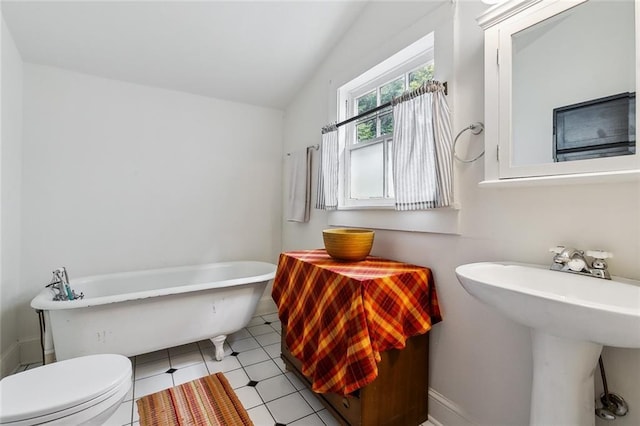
[0,354,132,423]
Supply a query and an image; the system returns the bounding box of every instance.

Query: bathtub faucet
[47,267,83,301]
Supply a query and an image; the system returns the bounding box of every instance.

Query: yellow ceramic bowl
[322,228,375,261]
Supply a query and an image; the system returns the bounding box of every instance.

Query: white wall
[282,1,640,425]
[17,64,284,362]
[1,13,24,378]
[3,1,639,423]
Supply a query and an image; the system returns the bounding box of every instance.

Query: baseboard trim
[19,336,42,365]
[0,341,20,378]
[428,387,476,426]
[428,414,445,426]
[2,335,48,377]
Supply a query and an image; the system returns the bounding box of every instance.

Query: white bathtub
[31,261,276,361]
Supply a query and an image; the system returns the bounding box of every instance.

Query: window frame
[337,33,435,210]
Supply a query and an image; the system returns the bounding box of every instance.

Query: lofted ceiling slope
[1,1,370,109]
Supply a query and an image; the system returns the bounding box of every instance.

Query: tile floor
[16,312,433,426]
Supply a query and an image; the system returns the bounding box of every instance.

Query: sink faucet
[549,246,612,280]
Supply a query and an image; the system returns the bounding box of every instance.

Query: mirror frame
[478,0,640,185]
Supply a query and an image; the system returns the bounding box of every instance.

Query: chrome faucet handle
[549,246,566,263]
[586,250,613,260]
[586,251,612,277]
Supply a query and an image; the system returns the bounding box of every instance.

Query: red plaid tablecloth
[272,249,442,395]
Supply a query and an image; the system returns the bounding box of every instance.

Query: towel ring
[453,122,485,163]
[286,144,319,156]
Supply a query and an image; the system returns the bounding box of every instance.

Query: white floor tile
[266,392,314,424]
[237,347,270,366]
[289,413,326,426]
[263,342,281,359]
[269,320,282,334]
[246,404,275,426]
[273,356,287,372]
[299,388,325,412]
[25,363,43,371]
[205,356,242,374]
[171,363,209,386]
[134,357,170,380]
[261,312,280,323]
[134,349,168,365]
[169,350,204,369]
[247,316,266,327]
[234,386,264,410]
[228,336,260,352]
[132,398,140,423]
[223,367,250,389]
[255,375,296,402]
[244,359,282,382]
[198,339,214,349]
[168,342,200,356]
[255,331,280,347]
[133,373,174,399]
[248,324,273,337]
[228,328,252,341]
[285,371,306,391]
[317,409,341,426]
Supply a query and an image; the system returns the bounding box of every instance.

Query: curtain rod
[322,81,447,134]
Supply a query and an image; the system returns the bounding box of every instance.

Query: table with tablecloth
[271,249,442,396]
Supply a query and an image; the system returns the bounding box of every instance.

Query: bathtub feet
[210,335,227,361]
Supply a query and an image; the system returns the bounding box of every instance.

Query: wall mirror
[479,0,639,183]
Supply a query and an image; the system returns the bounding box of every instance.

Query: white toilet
[0,354,132,425]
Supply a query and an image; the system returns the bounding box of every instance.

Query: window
[337,33,435,209]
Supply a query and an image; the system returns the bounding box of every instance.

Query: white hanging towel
[285,148,312,222]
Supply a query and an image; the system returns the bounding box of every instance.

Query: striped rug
[137,373,253,426]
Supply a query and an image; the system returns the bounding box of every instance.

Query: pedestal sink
[455,262,640,426]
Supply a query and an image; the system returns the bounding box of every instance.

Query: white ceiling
[1,1,369,109]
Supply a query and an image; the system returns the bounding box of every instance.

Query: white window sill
[327,205,460,235]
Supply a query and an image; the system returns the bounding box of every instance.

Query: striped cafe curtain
[315,125,339,210]
[391,81,453,210]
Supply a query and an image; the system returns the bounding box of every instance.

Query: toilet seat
[0,354,132,425]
